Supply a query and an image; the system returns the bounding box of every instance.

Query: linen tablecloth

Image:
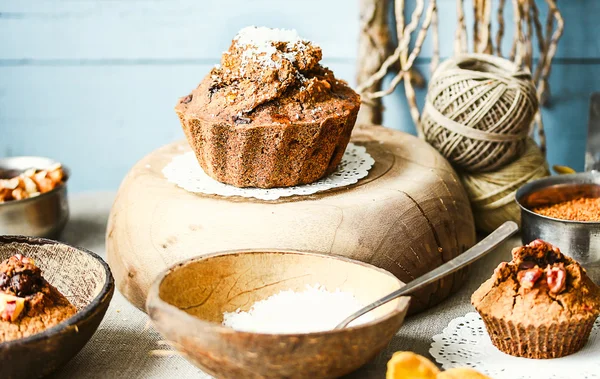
[50,192,540,378]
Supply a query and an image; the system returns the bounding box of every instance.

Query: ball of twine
[460,138,549,233]
[420,53,538,173]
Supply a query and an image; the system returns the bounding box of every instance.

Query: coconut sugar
[222,284,373,333]
[532,197,600,222]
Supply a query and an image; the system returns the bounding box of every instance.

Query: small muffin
[472,239,600,359]
[175,26,361,188]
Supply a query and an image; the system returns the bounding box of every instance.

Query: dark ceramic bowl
[0,236,114,379]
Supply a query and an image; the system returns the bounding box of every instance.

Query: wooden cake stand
[107,125,475,314]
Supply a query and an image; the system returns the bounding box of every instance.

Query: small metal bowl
[515,171,600,265]
[0,156,70,238]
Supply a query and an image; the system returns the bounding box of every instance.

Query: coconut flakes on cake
[233,26,315,75]
[234,26,313,48]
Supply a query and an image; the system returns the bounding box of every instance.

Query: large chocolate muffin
[175,26,361,188]
[472,239,600,359]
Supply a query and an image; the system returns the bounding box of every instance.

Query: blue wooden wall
[0,0,598,192]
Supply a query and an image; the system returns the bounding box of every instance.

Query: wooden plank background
[1,0,598,192]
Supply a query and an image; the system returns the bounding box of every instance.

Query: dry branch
[365,0,436,100]
[531,0,547,83]
[455,0,468,54]
[496,0,506,56]
[355,0,563,134]
[431,5,440,73]
[537,0,564,105]
[356,0,425,94]
[356,0,391,125]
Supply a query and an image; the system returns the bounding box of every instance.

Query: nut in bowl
[0,156,70,238]
[146,249,410,379]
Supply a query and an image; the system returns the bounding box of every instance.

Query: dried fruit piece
[518,261,536,270]
[0,188,10,202]
[552,165,576,175]
[2,178,19,190]
[437,367,491,379]
[11,188,28,200]
[21,176,38,194]
[517,266,543,289]
[47,166,64,184]
[13,254,35,265]
[46,162,62,172]
[386,352,440,379]
[0,293,26,322]
[546,263,567,294]
[32,171,54,193]
[22,168,36,177]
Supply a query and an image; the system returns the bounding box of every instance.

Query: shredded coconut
[222,284,373,333]
[232,26,314,76]
[281,51,297,63]
[234,26,309,47]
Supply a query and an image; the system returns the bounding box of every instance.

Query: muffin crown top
[176,26,359,126]
[231,26,321,75]
[493,239,574,291]
[472,239,600,325]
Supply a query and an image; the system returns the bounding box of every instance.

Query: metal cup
[515,171,600,267]
[0,156,69,238]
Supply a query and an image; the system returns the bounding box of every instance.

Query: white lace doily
[430,312,600,379]
[162,143,374,201]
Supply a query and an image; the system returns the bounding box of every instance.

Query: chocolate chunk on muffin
[1,254,77,342]
[472,239,600,359]
[175,26,361,188]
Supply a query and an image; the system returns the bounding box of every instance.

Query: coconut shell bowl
[0,236,114,379]
[146,249,410,379]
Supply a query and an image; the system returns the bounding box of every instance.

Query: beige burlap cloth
[52,192,546,379]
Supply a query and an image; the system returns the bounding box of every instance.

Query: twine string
[421,53,538,173]
[461,139,549,232]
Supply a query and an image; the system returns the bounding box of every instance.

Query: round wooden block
[107,125,475,314]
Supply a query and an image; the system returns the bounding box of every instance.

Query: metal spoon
[335,220,519,329]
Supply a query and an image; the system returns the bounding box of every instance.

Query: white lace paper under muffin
[430,312,600,379]
[162,143,374,201]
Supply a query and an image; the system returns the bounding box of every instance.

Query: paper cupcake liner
[480,313,596,359]
[177,109,358,189]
